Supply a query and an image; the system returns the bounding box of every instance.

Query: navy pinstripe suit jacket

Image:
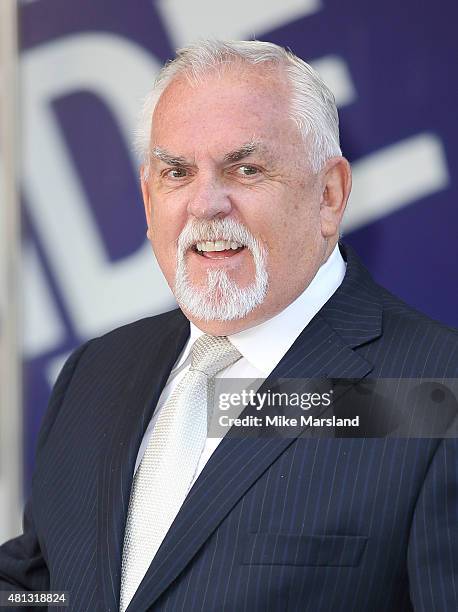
[1,243,457,612]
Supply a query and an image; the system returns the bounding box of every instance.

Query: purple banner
[19,0,458,490]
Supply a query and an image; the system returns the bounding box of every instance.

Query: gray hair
[137,39,342,177]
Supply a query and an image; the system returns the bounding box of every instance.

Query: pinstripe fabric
[0,243,457,611]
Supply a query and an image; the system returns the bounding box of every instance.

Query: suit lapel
[127,244,382,611]
[96,310,190,612]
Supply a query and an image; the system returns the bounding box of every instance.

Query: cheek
[150,203,186,248]
[267,214,319,271]
[149,223,178,281]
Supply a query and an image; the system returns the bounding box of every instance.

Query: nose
[187,173,232,220]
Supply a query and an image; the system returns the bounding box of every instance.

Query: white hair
[136,39,342,177]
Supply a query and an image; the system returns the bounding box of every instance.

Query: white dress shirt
[133,244,346,485]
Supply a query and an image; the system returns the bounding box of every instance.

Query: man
[0,40,457,611]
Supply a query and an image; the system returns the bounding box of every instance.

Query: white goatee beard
[174,218,268,322]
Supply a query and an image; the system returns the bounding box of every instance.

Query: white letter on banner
[22,243,66,358]
[344,133,449,233]
[21,33,176,339]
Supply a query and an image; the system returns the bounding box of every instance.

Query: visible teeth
[195,240,243,252]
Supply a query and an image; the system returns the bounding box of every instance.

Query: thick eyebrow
[151,147,190,166]
[223,140,261,163]
[151,139,264,167]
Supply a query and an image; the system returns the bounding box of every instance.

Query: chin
[175,265,267,321]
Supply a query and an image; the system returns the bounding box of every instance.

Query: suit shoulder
[55,308,188,394]
[84,308,187,355]
[370,285,458,376]
[379,284,458,338]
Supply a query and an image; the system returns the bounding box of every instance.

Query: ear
[319,156,352,238]
[140,166,153,240]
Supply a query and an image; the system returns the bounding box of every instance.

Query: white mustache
[177,218,261,253]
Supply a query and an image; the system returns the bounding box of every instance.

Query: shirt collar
[175,243,346,376]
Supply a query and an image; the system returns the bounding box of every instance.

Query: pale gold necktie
[119,334,241,612]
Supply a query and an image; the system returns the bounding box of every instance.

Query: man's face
[142,65,333,334]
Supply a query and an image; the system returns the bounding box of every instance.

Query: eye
[163,167,189,179]
[236,165,259,176]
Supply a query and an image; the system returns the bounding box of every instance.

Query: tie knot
[190,334,241,377]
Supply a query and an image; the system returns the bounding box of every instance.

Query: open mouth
[190,239,246,259]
